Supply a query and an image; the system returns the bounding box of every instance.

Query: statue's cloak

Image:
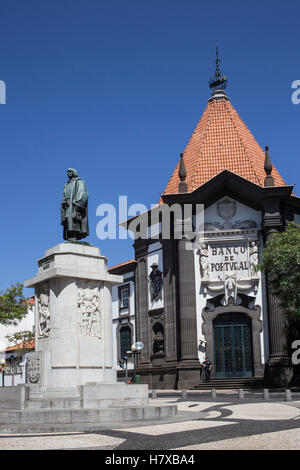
[61,177,89,240]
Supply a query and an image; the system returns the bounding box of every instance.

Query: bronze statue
[61,168,89,242]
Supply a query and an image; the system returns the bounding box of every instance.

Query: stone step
[25,398,82,409]
[0,403,177,434]
[194,378,271,390]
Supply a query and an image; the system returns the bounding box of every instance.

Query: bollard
[181,389,187,399]
[238,388,244,399]
[263,389,269,401]
[151,390,157,399]
[285,389,292,401]
[211,388,217,399]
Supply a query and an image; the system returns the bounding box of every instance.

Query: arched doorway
[213,313,253,378]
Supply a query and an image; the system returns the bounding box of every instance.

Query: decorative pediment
[197,231,260,303]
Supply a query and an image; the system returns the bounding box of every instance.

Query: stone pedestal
[25,243,123,393]
[0,242,177,432]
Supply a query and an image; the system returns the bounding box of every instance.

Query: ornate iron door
[213,314,253,378]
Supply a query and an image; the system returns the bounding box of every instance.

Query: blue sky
[0,0,299,296]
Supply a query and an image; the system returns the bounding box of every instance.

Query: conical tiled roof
[163,93,286,195]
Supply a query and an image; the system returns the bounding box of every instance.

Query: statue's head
[67,168,78,179]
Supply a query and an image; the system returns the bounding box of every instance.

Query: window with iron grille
[120,326,131,359]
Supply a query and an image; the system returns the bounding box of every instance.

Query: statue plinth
[25,243,124,393]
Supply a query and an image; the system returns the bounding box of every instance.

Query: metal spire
[209,44,228,92]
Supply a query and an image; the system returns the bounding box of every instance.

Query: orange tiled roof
[108,259,136,271]
[163,95,286,195]
[2,339,35,353]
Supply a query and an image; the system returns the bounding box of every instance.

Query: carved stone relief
[77,280,102,339]
[204,220,257,231]
[37,283,50,338]
[198,243,209,278]
[249,241,259,277]
[27,352,41,384]
[217,198,237,221]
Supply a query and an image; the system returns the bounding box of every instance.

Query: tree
[257,222,300,318]
[0,283,29,326]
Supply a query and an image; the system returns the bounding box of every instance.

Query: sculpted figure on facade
[249,241,259,276]
[78,281,102,338]
[198,243,209,278]
[38,285,50,338]
[223,273,238,305]
[149,263,163,302]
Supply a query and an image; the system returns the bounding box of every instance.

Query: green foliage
[257,222,300,318]
[0,283,29,326]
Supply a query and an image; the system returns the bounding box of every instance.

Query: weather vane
[209,44,228,92]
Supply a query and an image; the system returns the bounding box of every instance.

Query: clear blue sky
[0,0,299,297]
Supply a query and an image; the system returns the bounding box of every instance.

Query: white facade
[0,304,34,353]
[194,196,269,367]
[112,270,135,374]
[0,303,34,386]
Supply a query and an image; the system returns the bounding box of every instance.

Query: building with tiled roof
[0,298,35,386]
[110,50,300,389]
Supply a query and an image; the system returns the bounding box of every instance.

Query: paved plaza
[1,392,300,450]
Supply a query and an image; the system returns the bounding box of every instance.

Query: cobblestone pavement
[1,395,300,450]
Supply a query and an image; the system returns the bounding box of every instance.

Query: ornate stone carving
[206,274,259,303]
[217,198,237,221]
[149,263,163,302]
[37,283,50,338]
[204,220,257,231]
[223,273,238,305]
[249,240,259,276]
[198,243,209,278]
[77,280,102,338]
[27,352,41,384]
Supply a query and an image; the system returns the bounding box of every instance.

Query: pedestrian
[202,357,212,383]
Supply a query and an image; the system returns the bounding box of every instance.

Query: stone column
[177,238,200,388]
[133,241,152,382]
[264,229,293,385]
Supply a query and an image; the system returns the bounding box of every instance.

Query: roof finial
[178,153,188,193]
[209,44,228,98]
[264,146,274,187]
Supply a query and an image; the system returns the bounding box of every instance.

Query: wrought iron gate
[213,313,253,378]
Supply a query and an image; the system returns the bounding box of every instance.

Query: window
[118,284,130,314]
[120,326,132,359]
[121,287,129,308]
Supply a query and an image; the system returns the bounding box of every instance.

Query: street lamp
[130,342,144,384]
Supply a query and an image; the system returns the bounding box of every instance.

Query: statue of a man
[61,168,89,242]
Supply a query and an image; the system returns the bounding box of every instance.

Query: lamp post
[130,342,144,384]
